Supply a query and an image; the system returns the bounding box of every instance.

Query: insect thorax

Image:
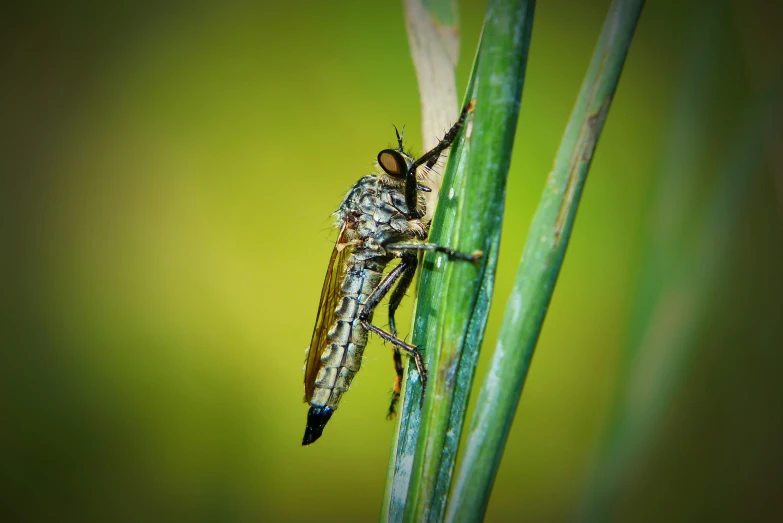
[337,175,427,258]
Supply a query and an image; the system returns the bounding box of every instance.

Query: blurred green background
[3,0,782,521]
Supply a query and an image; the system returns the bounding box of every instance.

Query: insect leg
[355,259,423,414]
[386,242,483,264]
[386,254,418,419]
[358,318,428,404]
[357,258,428,403]
[389,347,404,419]
[387,256,418,337]
[359,260,408,320]
[403,99,475,218]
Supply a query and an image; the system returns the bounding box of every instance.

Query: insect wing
[303,226,352,401]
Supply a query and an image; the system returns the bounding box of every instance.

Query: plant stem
[445,1,644,521]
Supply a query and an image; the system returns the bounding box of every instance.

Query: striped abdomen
[307,258,386,410]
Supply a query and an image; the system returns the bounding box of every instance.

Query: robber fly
[302,101,479,445]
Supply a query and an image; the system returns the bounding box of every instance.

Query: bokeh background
[3,0,782,521]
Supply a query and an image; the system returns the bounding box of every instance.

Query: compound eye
[378,149,407,178]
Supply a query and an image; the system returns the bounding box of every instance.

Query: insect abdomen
[303,260,385,445]
[308,261,384,410]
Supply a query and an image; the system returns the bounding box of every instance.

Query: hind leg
[385,254,417,418]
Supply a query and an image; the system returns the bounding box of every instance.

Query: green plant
[383,0,644,521]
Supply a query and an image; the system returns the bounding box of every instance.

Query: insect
[302,101,480,445]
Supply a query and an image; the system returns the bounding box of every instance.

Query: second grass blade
[445,1,645,520]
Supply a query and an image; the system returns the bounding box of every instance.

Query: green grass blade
[404,1,535,519]
[382,108,479,521]
[383,1,535,521]
[445,1,645,520]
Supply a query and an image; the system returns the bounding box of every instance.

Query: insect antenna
[393,124,406,151]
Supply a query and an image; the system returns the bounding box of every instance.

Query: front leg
[385,242,483,264]
[403,99,475,219]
